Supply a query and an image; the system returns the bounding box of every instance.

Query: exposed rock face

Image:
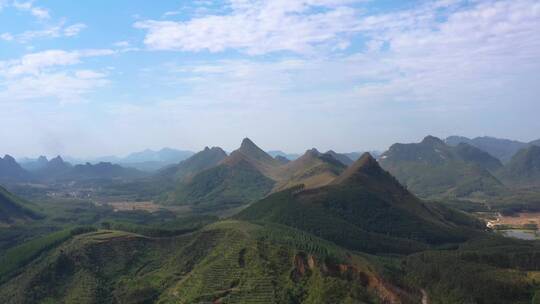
[290,252,411,304]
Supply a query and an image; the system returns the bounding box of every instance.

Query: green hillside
[498,145,540,187]
[323,150,354,166]
[445,135,530,162]
[2,203,538,303]
[273,149,346,191]
[167,157,275,210]
[228,138,283,180]
[453,143,503,172]
[164,138,283,210]
[158,146,227,181]
[0,186,42,225]
[1,152,540,303]
[0,221,422,304]
[379,136,505,199]
[238,154,482,254]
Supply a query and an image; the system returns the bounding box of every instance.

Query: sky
[0,0,539,158]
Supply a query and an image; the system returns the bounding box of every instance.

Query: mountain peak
[305,148,320,157]
[356,152,377,168]
[238,138,273,161]
[331,152,398,188]
[3,155,16,162]
[241,137,257,148]
[50,155,64,163]
[421,135,444,145]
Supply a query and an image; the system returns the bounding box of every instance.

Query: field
[485,212,540,230]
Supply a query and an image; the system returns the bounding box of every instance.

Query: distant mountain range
[267,150,301,160]
[498,145,540,187]
[159,139,360,210]
[0,155,31,182]
[20,148,195,172]
[379,136,505,199]
[4,136,540,202]
[445,135,540,163]
[1,155,146,183]
[0,145,494,304]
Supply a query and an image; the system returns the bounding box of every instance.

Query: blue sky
[1,0,539,158]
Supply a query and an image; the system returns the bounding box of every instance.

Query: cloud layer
[135,0,363,54]
[0,49,113,103]
[1,0,539,157]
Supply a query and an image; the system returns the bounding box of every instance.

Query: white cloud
[348,0,540,104]
[9,22,87,43]
[113,41,130,47]
[13,1,50,19]
[63,23,87,37]
[0,49,114,76]
[2,2,86,43]
[140,0,540,114]
[135,0,363,54]
[0,72,109,103]
[0,49,114,103]
[0,33,14,41]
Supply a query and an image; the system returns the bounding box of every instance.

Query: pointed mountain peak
[3,154,15,161]
[305,148,320,157]
[237,138,273,161]
[51,155,64,162]
[331,152,396,186]
[241,137,257,149]
[204,146,210,151]
[421,135,444,146]
[37,155,48,163]
[356,152,377,168]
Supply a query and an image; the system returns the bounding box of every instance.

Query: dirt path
[421,289,429,304]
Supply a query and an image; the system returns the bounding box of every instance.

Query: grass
[0,226,95,282]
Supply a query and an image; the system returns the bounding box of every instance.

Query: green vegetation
[168,159,275,210]
[157,146,227,181]
[274,149,346,191]
[0,186,42,224]
[0,221,417,303]
[498,145,540,187]
[3,137,540,303]
[403,235,540,303]
[237,155,483,254]
[380,136,506,199]
[0,226,96,282]
[100,215,217,237]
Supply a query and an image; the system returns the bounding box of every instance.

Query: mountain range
[445,135,540,163]
[162,139,357,210]
[20,148,194,172]
[1,156,146,183]
[0,155,31,182]
[237,153,480,254]
[379,136,505,199]
[3,146,536,303]
[498,145,540,187]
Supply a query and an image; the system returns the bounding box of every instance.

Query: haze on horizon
[1,0,539,158]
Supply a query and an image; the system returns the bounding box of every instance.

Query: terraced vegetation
[2,137,540,303]
[0,221,422,304]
